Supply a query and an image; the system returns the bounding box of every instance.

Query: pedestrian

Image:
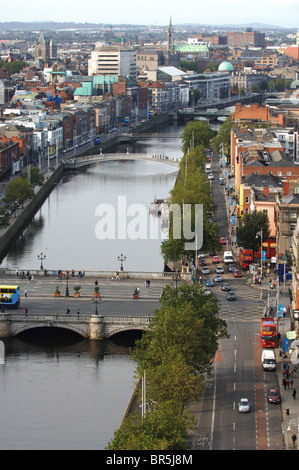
[292,389,296,399]
[116,272,120,280]
[77,309,80,316]
[66,307,70,314]
[287,379,290,389]
[283,378,287,390]
[24,307,28,316]
[290,378,294,389]
[292,433,297,447]
[24,289,27,298]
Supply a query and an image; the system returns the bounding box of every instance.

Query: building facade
[88,45,137,79]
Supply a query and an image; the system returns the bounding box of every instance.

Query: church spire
[168,16,174,52]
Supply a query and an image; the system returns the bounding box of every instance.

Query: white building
[88,45,137,79]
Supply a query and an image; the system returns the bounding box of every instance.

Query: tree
[134,284,228,377]
[4,177,34,208]
[107,401,195,450]
[108,284,228,450]
[0,206,10,228]
[211,115,233,155]
[22,166,44,186]
[236,210,270,255]
[181,121,217,154]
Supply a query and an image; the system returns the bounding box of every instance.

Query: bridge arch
[105,325,146,339]
[11,323,89,339]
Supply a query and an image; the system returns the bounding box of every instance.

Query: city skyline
[0,0,298,29]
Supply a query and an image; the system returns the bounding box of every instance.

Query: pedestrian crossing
[214,285,265,322]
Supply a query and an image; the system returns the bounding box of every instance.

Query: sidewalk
[277,313,299,450]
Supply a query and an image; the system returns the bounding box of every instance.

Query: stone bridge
[65,152,180,169]
[0,313,149,340]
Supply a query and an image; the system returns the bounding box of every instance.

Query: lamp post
[256,229,263,278]
[37,252,46,270]
[92,297,101,315]
[65,272,70,297]
[117,253,126,271]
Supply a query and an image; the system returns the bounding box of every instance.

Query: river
[0,121,185,450]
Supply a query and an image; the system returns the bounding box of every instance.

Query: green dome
[218,61,234,72]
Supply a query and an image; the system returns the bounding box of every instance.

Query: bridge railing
[1,269,191,280]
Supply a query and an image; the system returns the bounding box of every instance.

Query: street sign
[278,304,284,318]
[262,250,266,261]
[283,337,289,353]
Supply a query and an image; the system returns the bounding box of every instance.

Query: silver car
[238,398,250,413]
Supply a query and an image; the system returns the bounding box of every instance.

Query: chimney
[263,186,269,197]
[283,180,289,196]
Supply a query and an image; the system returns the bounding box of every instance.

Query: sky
[0,0,298,29]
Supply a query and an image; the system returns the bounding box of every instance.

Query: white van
[261,350,276,371]
[205,163,211,172]
[223,251,233,264]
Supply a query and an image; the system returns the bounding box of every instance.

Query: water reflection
[1,123,184,273]
[1,333,138,450]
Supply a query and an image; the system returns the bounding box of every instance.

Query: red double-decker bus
[239,248,253,270]
[260,317,277,348]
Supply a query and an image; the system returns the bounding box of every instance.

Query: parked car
[203,289,212,296]
[228,264,236,272]
[268,389,281,404]
[201,267,210,275]
[206,279,214,287]
[219,237,226,245]
[233,270,243,277]
[222,283,231,291]
[215,265,224,274]
[227,291,236,300]
[238,398,250,413]
[212,256,220,264]
[208,173,214,180]
[214,274,223,282]
[198,258,206,266]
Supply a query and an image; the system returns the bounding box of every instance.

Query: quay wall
[0,164,65,263]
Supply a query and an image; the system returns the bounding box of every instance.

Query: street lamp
[65,272,70,297]
[37,252,46,269]
[256,229,263,278]
[92,297,101,315]
[117,253,126,271]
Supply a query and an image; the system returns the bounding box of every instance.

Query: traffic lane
[16,297,161,317]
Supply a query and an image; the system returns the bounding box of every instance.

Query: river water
[0,121,185,450]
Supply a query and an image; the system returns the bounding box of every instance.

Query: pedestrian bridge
[0,313,149,340]
[65,152,180,170]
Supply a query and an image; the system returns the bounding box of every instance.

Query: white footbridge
[65,152,180,170]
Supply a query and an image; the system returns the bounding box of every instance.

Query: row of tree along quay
[107,121,229,450]
[107,284,228,450]
[161,120,221,265]
[0,166,44,228]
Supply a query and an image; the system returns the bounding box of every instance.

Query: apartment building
[227,31,265,48]
[88,44,137,79]
[276,193,299,255]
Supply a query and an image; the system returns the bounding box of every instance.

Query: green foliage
[107,401,195,450]
[21,166,44,186]
[160,143,219,262]
[0,60,27,76]
[181,121,217,154]
[236,209,270,254]
[4,177,34,208]
[211,115,233,155]
[108,284,228,450]
[0,206,10,228]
